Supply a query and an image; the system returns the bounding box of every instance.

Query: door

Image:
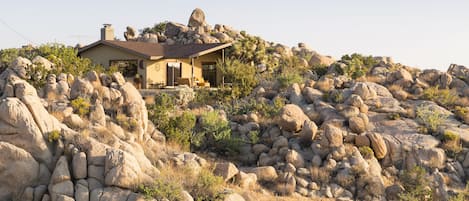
[167,62,181,86]
[202,62,217,87]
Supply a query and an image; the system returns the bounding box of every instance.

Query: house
[78,24,232,89]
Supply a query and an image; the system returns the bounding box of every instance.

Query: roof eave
[188,43,232,58]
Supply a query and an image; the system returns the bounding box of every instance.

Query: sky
[0,0,468,70]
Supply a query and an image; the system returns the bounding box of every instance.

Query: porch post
[191,57,195,87]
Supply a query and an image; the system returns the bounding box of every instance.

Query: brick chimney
[100,24,114,40]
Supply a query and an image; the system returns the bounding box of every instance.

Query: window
[202,62,217,87]
[110,60,138,78]
[167,62,182,86]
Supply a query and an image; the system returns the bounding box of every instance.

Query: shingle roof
[78,40,232,60]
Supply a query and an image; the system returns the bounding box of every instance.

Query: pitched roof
[78,40,232,60]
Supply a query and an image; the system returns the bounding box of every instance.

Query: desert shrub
[141,21,168,34]
[191,168,225,201]
[416,105,448,134]
[138,178,183,201]
[116,113,130,130]
[330,90,344,103]
[311,64,329,78]
[217,58,258,99]
[247,131,260,144]
[359,146,375,159]
[47,130,61,142]
[399,166,433,201]
[71,97,91,117]
[388,113,401,120]
[442,130,462,156]
[277,70,303,89]
[147,93,175,130]
[337,53,377,79]
[165,112,196,150]
[193,111,239,154]
[423,86,458,108]
[454,106,469,120]
[250,97,286,118]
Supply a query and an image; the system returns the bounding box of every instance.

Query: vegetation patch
[71,97,91,117]
[416,105,448,134]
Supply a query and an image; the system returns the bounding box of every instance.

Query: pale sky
[0,0,468,70]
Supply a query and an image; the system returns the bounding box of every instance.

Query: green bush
[337,53,377,79]
[191,168,225,201]
[388,113,401,120]
[277,71,303,89]
[165,112,196,150]
[47,130,61,142]
[217,58,258,99]
[416,105,448,134]
[148,93,175,130]
[71,97,91,117]
[138,178,183,201]
[442,130,462,156]
[193,111,239,155]
[141,21,168,34]
[359,146,374,159]
[399,166,433,201]
[311,64,329,78]
[423,86,458,107]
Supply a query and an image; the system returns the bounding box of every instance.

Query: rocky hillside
[2,7,469,201]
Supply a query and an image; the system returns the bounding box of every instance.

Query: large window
[202,62,217,87]
[167,62,182,86]
[110,60,138,78]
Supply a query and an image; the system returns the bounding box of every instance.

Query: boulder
[104,149,153,189]
[49,156,74,201]
[277,104,309,132]
[124,26,137,41]
[366,133,387,159]
[308,53,335,67]
[235,172,257,189]
[303,87,323,103]
[245,166,278,182]
[285,150,305,169]
[349,116,367,134]
[73,152,88,179]
[70,78,94,100]
[323,124,344,147]
[0,142,40,200]
[353,82,377,100]
[188,8,206,27]
[0,98,53,165]
[315,77,334,92]
[298,120,318,145]
[213,162,239,182]
[75,179,89,201]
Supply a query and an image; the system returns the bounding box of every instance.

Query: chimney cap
[103,24,112,28]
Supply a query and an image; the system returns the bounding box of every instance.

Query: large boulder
[188,8,207,27]
[165,22,189,38]
[308,53,335,67]
[70,78,94,100]
[277,104,309,132]
[0,98,53,165]
[120,82,148,140]
[49,156,74,201]
[104,149,153,189]
[0,142,40,200]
